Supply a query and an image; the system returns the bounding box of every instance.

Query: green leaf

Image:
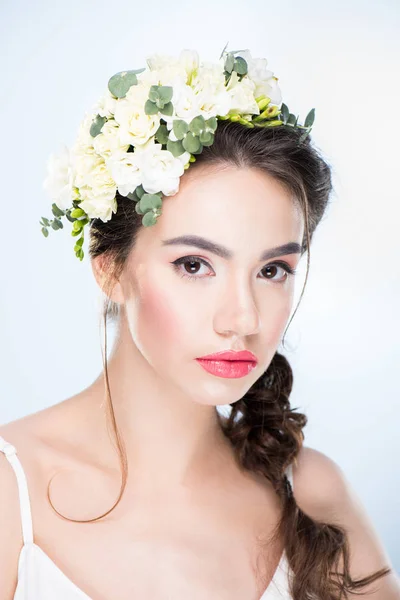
[225,54,235,74]
[205,116,218,132]
[160,102,173,117]
[173,119,189,140]
[52,203,64,217]
[166,138,185,157]
[40,217,50,227]
[135,184,145,199]
[233,57,247,76]
[125,191,138,201]
[135,201,145,215]
[144,99,159,115]
[41,227,49,237]
[182,132,201,154]
[304,108,315,128]
[155,123,169,145]
[140,194,162,212]
[76,247,84,260]
[70,208,85,218]
[65,212,76,223]
[189,115,206,136]
[280,103,289,124]
[71,229,81,237]
[75,236,84,248]
[90,114,107,137]
[157,86,173,104]
[142,212,157,227]
[199,130,213,145]
[108,70,143,99]
[148,86,160,102]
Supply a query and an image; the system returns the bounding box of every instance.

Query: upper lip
[197,350,258,363]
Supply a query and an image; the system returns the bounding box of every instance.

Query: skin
[1,164,306,599]
[2,163,399,599]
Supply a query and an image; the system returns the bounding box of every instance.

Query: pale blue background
[0,0,399,572]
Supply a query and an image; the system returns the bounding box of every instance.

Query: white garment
[0,435,294,599]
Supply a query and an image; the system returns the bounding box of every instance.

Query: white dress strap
[0,435,34,545]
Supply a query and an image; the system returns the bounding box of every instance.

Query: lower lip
[195,359,257,378]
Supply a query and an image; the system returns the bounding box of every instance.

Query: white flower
[113,83,160,147]
[91,88,118,118]
[43,145,75,210]
[137,139,190,196]
[225,71,260,117]
[106,150,143,197]
[77,159,118,222]
[238,50,282,105]
[92,119,130,159]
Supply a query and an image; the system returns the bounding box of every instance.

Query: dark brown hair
[48,120,392,598]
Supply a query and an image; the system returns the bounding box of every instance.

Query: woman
[0,47,399,600]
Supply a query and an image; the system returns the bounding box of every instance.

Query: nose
[214,275,261,338]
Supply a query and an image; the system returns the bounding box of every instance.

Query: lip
[197,350,258,363]
[196,358,257,378]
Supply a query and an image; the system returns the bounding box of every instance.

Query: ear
[91,255,125,305]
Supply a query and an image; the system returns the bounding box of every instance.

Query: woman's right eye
[171,256,214,282]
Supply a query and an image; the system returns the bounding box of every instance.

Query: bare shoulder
[292,445,400,597]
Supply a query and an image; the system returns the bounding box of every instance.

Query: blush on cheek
[132,279,188,366]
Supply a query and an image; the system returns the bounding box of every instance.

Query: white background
[0,0,399,572]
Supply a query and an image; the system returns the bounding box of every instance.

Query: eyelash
[171,255,297,284]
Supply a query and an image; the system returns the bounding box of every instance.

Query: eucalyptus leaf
[41,217,50,226]
[155,123,169,144]
[304,108,315,128]
[148,85,160,102]
[167,138,185,157]
[199,130,213,144]
[183,132,201,153]
[160,102,173,117]
[287,113,297,126]
[90,114,107,137]
[144,99,159,115]
[125,191,138,201]
[225,54,235,74]
[142,212,157,227]
[280,103,289,124]
[52,203,64,217]
[41,227,49,237]
[108,70,141,99]
[140,194,162,212]
[157,86,173,104]
[205,116,218,132]
[233,57,247,75]
[189,115,206,136]
[135,201,145,215]
[135,184,145,199]
[173,119,189,140]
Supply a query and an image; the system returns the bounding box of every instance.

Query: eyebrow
[161,235,302,261]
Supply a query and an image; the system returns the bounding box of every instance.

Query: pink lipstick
[196,350,258,379]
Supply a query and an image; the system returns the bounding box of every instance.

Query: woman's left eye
[171,256,296,283]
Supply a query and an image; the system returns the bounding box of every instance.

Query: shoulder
[291,445,348,518]
[292,445,400,597]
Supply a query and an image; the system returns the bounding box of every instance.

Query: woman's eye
[171,256,213,281]
[171,256,296,283]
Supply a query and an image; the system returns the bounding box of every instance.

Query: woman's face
[115,164,304,407]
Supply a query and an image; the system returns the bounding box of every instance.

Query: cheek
[128,276,194,362]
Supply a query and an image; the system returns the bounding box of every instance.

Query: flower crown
[41,43,315,261]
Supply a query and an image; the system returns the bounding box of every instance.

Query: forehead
[139,164,304,254]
